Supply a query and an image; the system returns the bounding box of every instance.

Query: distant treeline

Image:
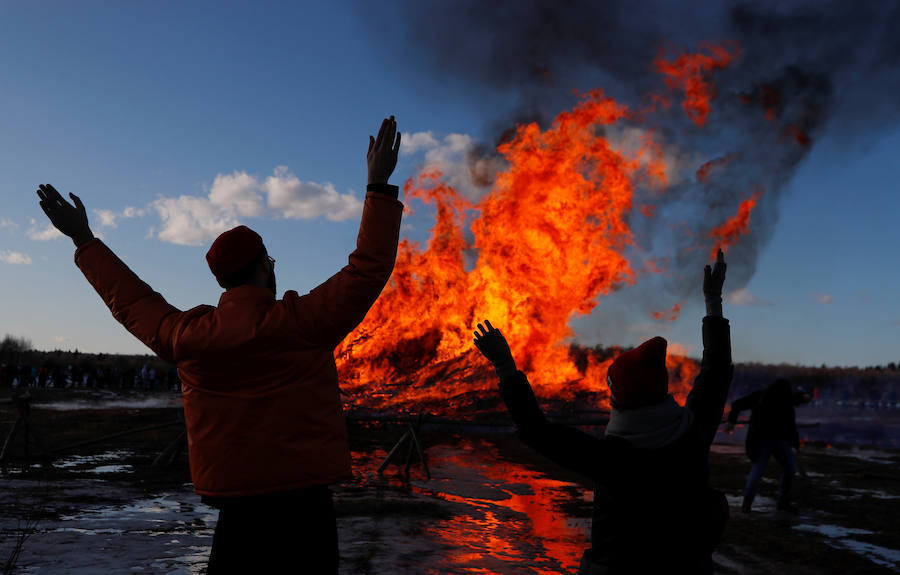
[1,334,175,391]
[1,336,172,373]
[2,335,899,405]
[572,343,900,407]
[730,362,900,406]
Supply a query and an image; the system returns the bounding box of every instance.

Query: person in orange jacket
[36,116,404,574]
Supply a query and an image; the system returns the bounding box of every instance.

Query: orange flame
[336,73,737,414]
[651,302,682,322]
[640,204,657,218]
[654,43,739,127]
[338,92,644,411]
[708,192,762,259]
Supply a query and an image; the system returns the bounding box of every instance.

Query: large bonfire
[337,44,755,416]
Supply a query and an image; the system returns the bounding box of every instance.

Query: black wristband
[366,183,399,199]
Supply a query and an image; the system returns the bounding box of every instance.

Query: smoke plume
[359,0,900,336]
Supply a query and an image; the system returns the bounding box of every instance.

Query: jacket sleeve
[74,239,184,363]
[499,371,612,481]
[685,316,734,449]
[286,191,403,349]
[726,391,758,424]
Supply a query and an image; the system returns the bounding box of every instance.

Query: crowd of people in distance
[0,360,180,392]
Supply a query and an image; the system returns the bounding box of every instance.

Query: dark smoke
[358,0,900,333]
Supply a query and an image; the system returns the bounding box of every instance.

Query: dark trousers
[206,486,338,574]
[744,439,796,506]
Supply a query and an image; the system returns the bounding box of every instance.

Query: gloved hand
[704,249,727,317]
[473,320,518,380]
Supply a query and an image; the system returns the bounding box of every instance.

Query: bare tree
[0,335,32,354]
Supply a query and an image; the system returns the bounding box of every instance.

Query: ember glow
[651,303,683,322]
[337,47,746,416]
[709,192,762,259]
[654,43,738,127]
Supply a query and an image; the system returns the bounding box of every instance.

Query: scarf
[605,394,694,449]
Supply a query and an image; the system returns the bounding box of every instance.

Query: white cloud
[94,209,118,228]
[265,167,362,221]
[0,218,19,231]
[400,131,439,156]
[813,293,833,305]
[151,194,241,246]
[209,171,266,217]
[122,206,146,219]
[401,131,504,201]
[53,335,69,343]
[93,205,148,230]
[726,288,773,307]
[0,250,32,265]
[149,166,361,246]
[26,220,64,241]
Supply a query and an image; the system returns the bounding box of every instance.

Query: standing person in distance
[36,116,404,574]
[473,250,732,575]
[725,378,810,513]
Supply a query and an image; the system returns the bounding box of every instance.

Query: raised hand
[367,116,401,185]
[704,249,727,317]
[36,184,95,248]
[473,319,517,376]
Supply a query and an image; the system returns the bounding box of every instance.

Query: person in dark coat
[725,378,810,513]
[473,250,732,575]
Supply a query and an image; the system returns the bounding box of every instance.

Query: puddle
[824,447,900,465]
[793,523,900,570]
[3,438,594,574]
[8,487,217,574]
[345,438,592,574]
[88,464,132,474]
[54,450,134,474]
[724,493,778,513]
[35,397,183,411]
[405,441,591,574]
[827,484,900,500]
[2,424,897,574]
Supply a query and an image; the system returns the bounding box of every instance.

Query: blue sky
[1,1,899,367]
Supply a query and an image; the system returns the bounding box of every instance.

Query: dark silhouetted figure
[473,250,732,575]
[726,378,810,514]
[36,117,403,574]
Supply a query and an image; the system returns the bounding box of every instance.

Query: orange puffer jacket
[75,191,403,496]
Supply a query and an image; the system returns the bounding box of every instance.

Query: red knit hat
[606,336,669,409]
[206,225,264,281]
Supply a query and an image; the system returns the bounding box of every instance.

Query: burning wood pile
[331,45,790,418]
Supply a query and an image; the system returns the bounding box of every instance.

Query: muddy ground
[1,389,898,574]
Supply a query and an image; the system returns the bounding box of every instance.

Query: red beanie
[607,336,669,409]
[206,225,264,281]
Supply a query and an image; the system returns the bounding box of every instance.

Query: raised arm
[287,117,404,348]
[725,391,759,425]
[473,320,613,480]
[685,249,734,449]
[36,184,184,362]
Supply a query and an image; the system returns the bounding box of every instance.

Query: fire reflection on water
[352,436,592,574]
